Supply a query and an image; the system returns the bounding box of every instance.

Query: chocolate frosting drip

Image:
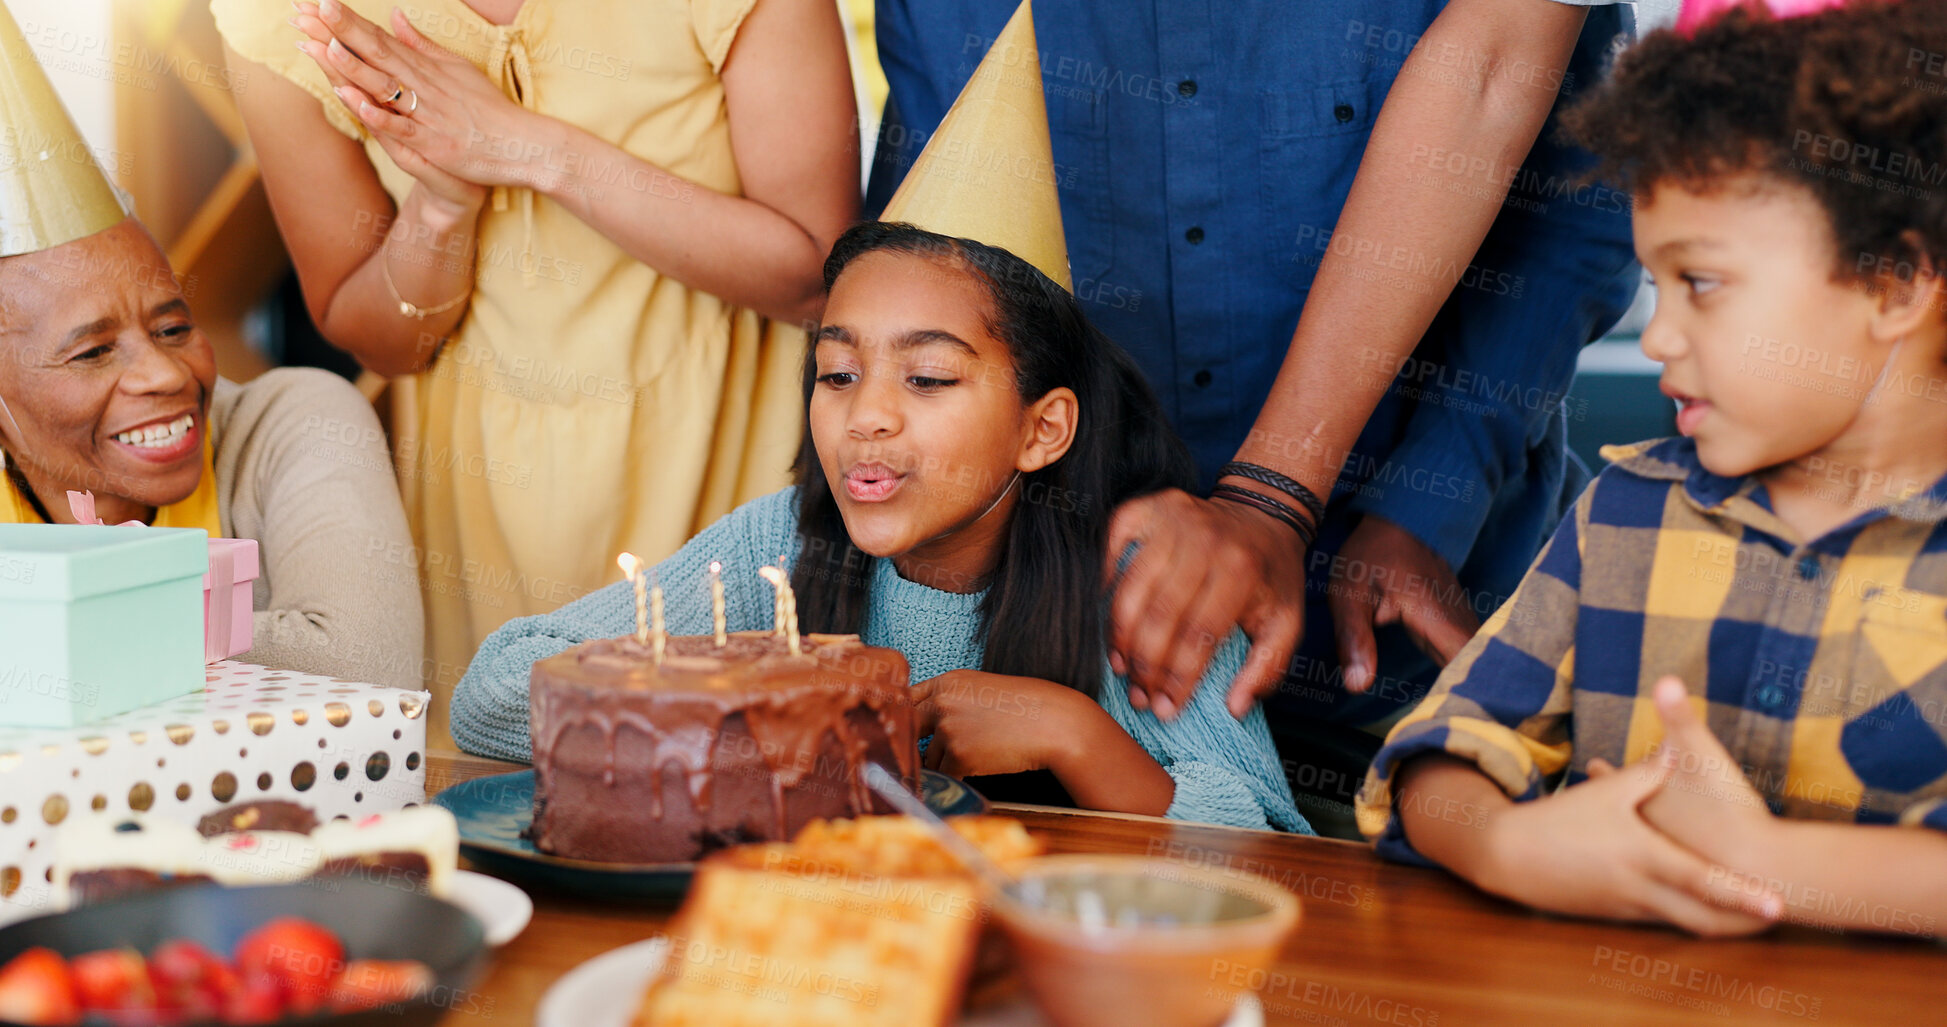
[529,631,917,861]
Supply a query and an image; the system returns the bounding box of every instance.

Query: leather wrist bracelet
[1210,482,1318,549]
[1215,460,1326,530]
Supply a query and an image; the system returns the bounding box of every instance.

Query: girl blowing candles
[456,219,1306,830]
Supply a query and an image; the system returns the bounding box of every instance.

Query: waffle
[633,815,1039,1027]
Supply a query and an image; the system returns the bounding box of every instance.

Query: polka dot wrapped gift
[0,660,431,923]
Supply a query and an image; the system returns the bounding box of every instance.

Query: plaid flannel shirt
[1357,437,1947,864]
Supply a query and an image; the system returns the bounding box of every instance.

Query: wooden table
[426,751,1945,1026]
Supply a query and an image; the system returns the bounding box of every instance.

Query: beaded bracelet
[1216,460,1326,529]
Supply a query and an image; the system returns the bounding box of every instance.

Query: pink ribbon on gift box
[65,490,142,527]
[67,490,258,663]
[1676,0,1851,35]
[207,540,238,663]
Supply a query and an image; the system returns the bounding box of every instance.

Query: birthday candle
[773,557,787,635]
[758,564,802,654]
[710,560,727,647]
[617,553,648,645]
[767,557,782,631]
[650,567,665,664]
[784,584,801,656]
[758,565,788,638]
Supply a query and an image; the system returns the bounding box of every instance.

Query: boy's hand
[1629,676,1780,869]
[1473,758,1781,936]
[912,671,1079,778]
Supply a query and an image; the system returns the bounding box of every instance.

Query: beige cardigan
[212,368,423,690]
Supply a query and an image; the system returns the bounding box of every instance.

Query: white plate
[538,937,667,1027]
[445,869,533,947]
[538,936,1261,1027]
[961,991,1261,1027]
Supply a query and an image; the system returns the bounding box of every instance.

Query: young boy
[1356,0,1947,937]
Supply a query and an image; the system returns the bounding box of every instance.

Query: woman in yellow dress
[213,0,861,744]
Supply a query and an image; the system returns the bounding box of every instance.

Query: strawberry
[221,972,283,1026]
[233,918,343,1015]
[69,948,154,1014]
[148,939,237,1022]
[0,948,79,1026]
[328,959,433,1013]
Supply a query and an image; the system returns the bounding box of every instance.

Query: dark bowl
[0,878,489,1027]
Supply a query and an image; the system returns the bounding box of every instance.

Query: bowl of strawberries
[0,877,486,1026]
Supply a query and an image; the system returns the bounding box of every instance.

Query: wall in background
[11,0,115,181]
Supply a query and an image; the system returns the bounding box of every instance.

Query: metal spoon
[862,763,1026,902]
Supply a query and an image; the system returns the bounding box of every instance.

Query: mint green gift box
[0,524,208,728]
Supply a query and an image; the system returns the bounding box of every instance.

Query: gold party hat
[880,0,1071,290]
[0,0,125,258]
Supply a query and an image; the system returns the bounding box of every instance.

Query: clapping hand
[291,1,546,206]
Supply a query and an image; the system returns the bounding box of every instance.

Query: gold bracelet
[380,242,471,319]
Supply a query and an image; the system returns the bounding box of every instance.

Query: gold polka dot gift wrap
[0,660,431,922]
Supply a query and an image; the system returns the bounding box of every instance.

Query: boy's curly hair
[1563,0,1947,284]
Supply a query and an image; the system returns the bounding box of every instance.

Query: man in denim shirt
[868,2,1653,761]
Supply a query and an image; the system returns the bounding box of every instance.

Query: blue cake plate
[433,769,987,902]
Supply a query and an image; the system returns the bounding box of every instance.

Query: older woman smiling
[0,217,424,690]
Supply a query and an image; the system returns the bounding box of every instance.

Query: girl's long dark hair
[790,222,1196,697]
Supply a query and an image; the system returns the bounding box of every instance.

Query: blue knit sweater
[451,487,1309,833]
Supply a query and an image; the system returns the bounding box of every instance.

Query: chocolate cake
[528,630,918,863]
